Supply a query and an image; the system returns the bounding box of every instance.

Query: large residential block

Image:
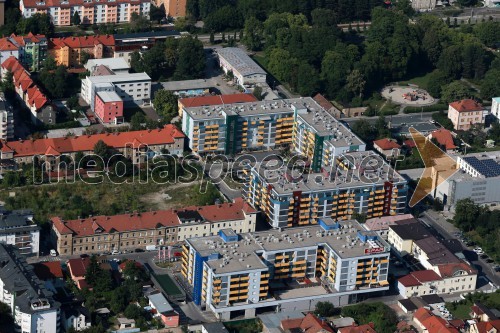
[154,0,186,17]
[0,33,47,73]
[51,198,257,256]
[0,208,39,256]
[448,99,485,131]
[1,56,56,125]
[0,244,60,333]
[49,35,115,67]
[181,218,391,320]
[177,93,258,117]
[0,93,14,141]
[20,0,151,26]
[182,97,365,164]
[0,124,185,171]
[244,150,407,228]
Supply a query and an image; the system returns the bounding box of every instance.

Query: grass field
[398,71,435,90]
[154,274,183,296]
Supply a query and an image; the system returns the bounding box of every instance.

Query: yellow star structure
[408,127,458,207]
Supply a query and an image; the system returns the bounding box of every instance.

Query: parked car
[80,254,89,258]
[111,250,120,255]
[134,248,145,253]
[50,249,57,257]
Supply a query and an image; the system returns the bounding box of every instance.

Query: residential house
[1,56,55,124]
[67,257,91,289]
[428,129,457,153]
[312,93,341,119]
[470,302,499,322]
[20,0,150,26]
[0,244,60,333]
[281,313,334,333]
[469,320,500,333]
[51,198,256,256]
[339,323,376,333]
[33,261,65,293]
[448,99,484,131]
[373,138,401,159]
[62,306,92,332]
[117,317,136,330]
[413,308,459,333]
[49,35,115,67]
[0,207,39,255]
[0,124,185,172]
[147,292,179,327]
[0,33,47,73]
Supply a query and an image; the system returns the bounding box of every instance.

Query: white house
[63,306,92,332]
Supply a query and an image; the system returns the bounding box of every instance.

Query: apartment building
[51,198,257,255]
[0,124,185,171]
[182,97,365,160]
[0,33,47,73]
[0,208,39,256]
[1,56,55,125]
[0,93,14,140]
[155,0,186,17]
[0,244,60,333]
[244,150,408,229]
[49,35,115,67]
[448,99,485,131]
[387,220,431,255]
[217,48,267,87]
[181,218,391,320]
[434,151,500,208]
[81,72,151,111]
[20,0,151,26]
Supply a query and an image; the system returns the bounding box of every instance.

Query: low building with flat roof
[148,292,179,327]
[181,219,391,320]
[216,47,267,86]
[85,58,130,74]
[387,220,431,255]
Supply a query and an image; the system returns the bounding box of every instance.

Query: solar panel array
[463,156,500,178]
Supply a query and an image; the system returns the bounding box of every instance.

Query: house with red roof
[48,35,115,67]
[448,99,485,131]
[0,124,185,171]
[178,93,258,117]
[281,313,334,333]
[1,56,55,124]
[427,129,457,153]
[414,308,460,333]
[339,323,377,333]
[0,33,47,74]
[373,138,401,159]
[470,302,499,322]
[51,197,257,256]
[67,258,91,290]
[469,320,500,333]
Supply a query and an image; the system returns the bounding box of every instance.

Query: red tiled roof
[0,39,19,51]
[76,279,90,290]
[179,93,258,108]
[404,139,416,148]
[339,324,376,333]
[449,99,483,112]
[51,198,254,237]
[399,270,442,287]
[429,129,457,150]
[282,313,334,333]
[33,261,64,280]
[423,316,459,333]
[313,93,335,111]
[436,262,476,278]
[471,305,484,315]
[0,124,184,158]
[374,138,401,150]
[67,258,90,278]
[119,260,143,271]
[414,308,433,324]
[49,35,115,49]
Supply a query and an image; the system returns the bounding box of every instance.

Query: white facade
[217,47,267,86]
[65,312,91,332]
[398,273,477,298]
[491,97,500,119]
[81,73,151,112]
[0,100,14,141]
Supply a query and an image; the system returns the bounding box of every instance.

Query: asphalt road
[420,210,500,287]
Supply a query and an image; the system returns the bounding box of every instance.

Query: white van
[50,249,57,257]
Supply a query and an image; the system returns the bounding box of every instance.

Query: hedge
[403,103,448,114]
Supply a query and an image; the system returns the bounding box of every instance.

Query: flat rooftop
[85,58,129,72]
[217,47,266,77]
[87,72,151,84]
[97,90,122,103]
[161,79,213,91]
[186,220,391,275]
[254,151,405,195]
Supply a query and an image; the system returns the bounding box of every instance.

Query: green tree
[296,63,319,96]
[346,69,365,98]
[124,304,143,320]
[341,303,398,333]
[454,198,482,231]
[153,90,178,123]
[426,70,452,98]
[150,4,166,23]
[130,112,146,130]
[128,12,151,33]
[93,140,110,159]
[243,17,264,51]
[352,119,377,142]
[438,46,463,79]
[441,81,473,103]
[72,11,81,26]
[0,301,13,328]
[473,21,500,48]
[252,86,263,100]
[174,37,205,79]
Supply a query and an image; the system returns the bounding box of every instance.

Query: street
[420,210,500,287]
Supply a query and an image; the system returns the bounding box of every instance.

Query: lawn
[153,274,183,296]
[398,71,435,90]
[446,291,500,320]
[224,318,263,333]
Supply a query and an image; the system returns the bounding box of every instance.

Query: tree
[342,303,398,333]
[454,198,482,231]
[124,304,143,320]
[243,17,264,51]
[314,301,337,317]
[426,70,452,98]
[209,31,215,44]
[441,81,473,103]
[72,11,81,26]
[352,119,377,142]
[153,90,178,123]
[346,69,365,98]
[474,21,500,48]
[438,46,463,79]
[128,12,151,33]
[93,140,110,160]
[296,63,319,96]
[130,112,146,130]
[150,4,166,23]
[481,68,500,100]
[174,37,205,79]
[0,302,13,328]
[252,86,263,100]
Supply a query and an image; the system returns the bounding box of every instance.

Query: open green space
[153,274,183,296]
[446,291,500,320]
[224,318,263,333]
[398,71,436,90]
